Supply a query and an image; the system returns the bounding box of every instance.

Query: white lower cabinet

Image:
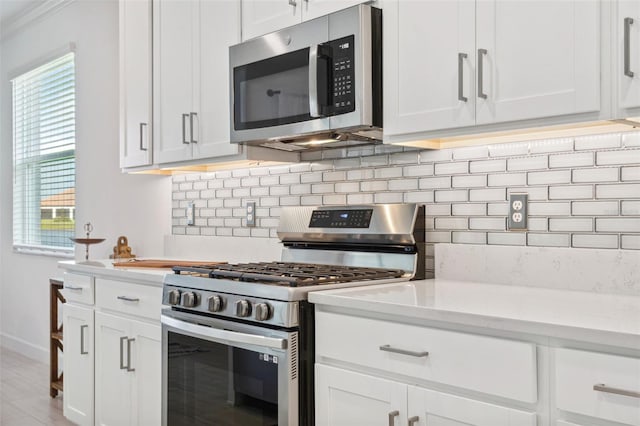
[316,364,536,426]
[63,304,94,426]
[95,312,161,426]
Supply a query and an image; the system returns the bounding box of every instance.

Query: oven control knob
[254,303,272,321]
[181,292,200,308]
[207,295,224,312]
[235,300,252,317]
[167,290,181,306]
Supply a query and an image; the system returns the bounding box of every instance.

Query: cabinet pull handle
[182,113,190,144]
[190,112,198,144]
[66,285,83,291]
[477,48,488,99]
[288,0,296,6]
[139,123,148,151]
[594,383,640,398]
[80,325,88,355]
[388,410,399,426]
[117,295,140,302]
[126,338,136,372]
[120,336,127,369]
[380,344,429,358]
[458,52,468,102]
[408,416,419,426]
[624,17,635,78]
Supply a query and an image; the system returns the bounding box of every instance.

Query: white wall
[0,0,172,361]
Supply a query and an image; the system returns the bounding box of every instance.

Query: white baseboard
[0,333,49,364]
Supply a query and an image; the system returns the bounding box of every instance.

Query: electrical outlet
[186,201,195,226]
[508,193,528,230]
[246,201,256,227]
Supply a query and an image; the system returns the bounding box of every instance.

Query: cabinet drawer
[555,348,640,426]
[316,311,537,403]
[63,273,95,305]
[95,279,162,320]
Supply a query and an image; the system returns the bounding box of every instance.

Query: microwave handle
[308,44,332,118]
[161,314,288,350]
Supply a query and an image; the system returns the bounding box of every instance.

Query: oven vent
[290,333,298,381]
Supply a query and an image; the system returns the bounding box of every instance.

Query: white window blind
[12,52,76,255]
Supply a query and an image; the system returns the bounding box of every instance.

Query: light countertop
[58,260,169,286]
[309,279,640,350]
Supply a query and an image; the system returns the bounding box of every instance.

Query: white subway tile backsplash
[404,164,434,177]
[269,186,289,196]
[622,200,640,215]
[375,167,403,179]
[575,134,621,150]
[232,168,250,178]
[487,203,509,216]
[596,218,640,232]
[452,203,486,216]
[404,191,435,203]
[452,145,489,160]
[179,182,192,191]
[279,174,301,185]
[548,218,593,232]
[334,158,361,169]
[528,138,574,154]
[251,187,269,197]
[419,176,451,189]
[389,179,418,191]
[426,203,453,216]
[621,235,640,249]
[489,142,529,157]
[487,173,526,187]
[528,217,549,231]
[233,188,250,197]
[290,163,312,173]
[528,202,571,216]
[260,176,279,186]
[301,172,323,183]
[452,175,487,188]
[596,183,640,199]
[361,155,389,167]
[572,167,619,183]
[597,149,640,166]
[425,231,452,243]
[469,217,506,230]
[572,201,619,216]
[335,182,361,193]
[374,192,403,203]
[572,234,618,249]
[527,170,571,185]
[470,159,506,173]
[290,184,311,195]
[434,161,469,175]
[323,194,346,205]
[527,233,570,247]
[249,167,270,176]
[435,190,468,202]
[623,132,640,148]
[549,152,594,168]
[435,217,468,230]
[361,181,388,192]
[347,169,374,180]
[487,232,526,246]
[323,171,346,181]
[469,188,506,202]
[390,152,419,165]
[507,186,549,200]
[621,166,640,181]
[420,149,452,162]
[507,156,548,171]
[301,195,323,205]
[452,232,487,244]
[549,185,593,200]
[311,183,334,194]
[347,193,374,204]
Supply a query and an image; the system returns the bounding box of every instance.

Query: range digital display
[309,209,373,228]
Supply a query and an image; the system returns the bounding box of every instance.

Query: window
[12,52,76,255]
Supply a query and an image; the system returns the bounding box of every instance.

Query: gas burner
[173,262,405,287]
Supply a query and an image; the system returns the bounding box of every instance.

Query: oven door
[161,309,298,426]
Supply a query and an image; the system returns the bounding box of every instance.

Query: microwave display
[327,35,356,115]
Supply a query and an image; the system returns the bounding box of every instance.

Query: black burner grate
[173,262,405,287]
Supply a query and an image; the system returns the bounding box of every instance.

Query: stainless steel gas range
[161,203,425,426]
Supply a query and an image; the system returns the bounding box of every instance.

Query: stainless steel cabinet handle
[117,295,140,302]
[182,113,190,144]
[477,48,488,99]
[289,0,296,6]
[139,122,148,151]
[308,45,320,118]
[119,336,127,369]
[126,338,136,372]
[190,112,198,144]
[458,52,468,102]
[388,410,399,426]
[80,325,88,355]
[408,416,419,426]
[66,285,82,291]
[594,383,640,398]
[380,344,429,358]
[624,17,635,78]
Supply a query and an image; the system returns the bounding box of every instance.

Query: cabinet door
[129,320,161,426]
[63,304,94,426]
[384,0,476,136]
[619,0,640,111]
[193,0,242,160]
[153,0,195,164]
[475,0,600,125]
[407,386,537,426]
[241,0,301,41]
[95,312,132,426]
[315,364,407,426]
[303,0,367,21]
[119,0,152,169]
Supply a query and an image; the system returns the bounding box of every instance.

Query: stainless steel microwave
[229,4,382,151]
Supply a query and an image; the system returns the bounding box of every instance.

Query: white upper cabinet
[119,0,153,169]
[154,0,241,165]
[618,0,640,113]
[384,0,476,136]
[475,0,600,125]
[384,0,602,139]
[241,0,368,41]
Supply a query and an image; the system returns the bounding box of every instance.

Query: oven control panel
[309,208,373,228]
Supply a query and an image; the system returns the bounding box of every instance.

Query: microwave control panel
[328,35,356,114]
[309,208,373,228]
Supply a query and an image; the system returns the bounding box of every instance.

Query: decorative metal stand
[70,223,105,265]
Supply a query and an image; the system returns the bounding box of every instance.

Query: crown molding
[1,0,74,41]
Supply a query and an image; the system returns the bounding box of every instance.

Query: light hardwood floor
[1,347,74,425]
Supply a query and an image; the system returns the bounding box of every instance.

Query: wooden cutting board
[113,259,227,268]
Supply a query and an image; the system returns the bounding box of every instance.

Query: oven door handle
[161,315,288,350]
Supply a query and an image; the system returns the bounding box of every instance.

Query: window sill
[13,245,74,259]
